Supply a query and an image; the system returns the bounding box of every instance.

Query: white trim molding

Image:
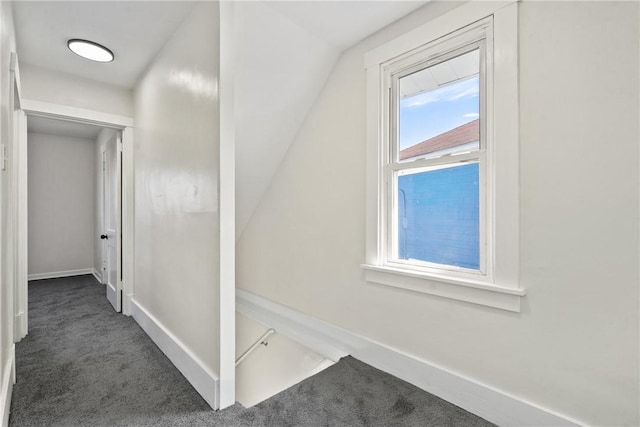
[106,282,118,311]
[21,99,134,128]
[28,268,94,281]
[131,300,219,409]
[362,264,524,312]
[121,127,135,316]
[9,53,22,108]
[363,0,523,311]
[0,345,15,427]
[122,294,134,318]
[237,289,582,427]
[92,268,103,284]
[218,0,236,410]
[13,108,28,342]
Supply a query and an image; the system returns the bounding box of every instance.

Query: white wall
[20,63,133,118]
[133,0,222,390]
[0,0,17,422]
[94,128,118,280]
[27,132,95,276]
[236,1,639,426]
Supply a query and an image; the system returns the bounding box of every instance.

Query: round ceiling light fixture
[67,39,114,63]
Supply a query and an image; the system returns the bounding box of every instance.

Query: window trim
[385,26,489,279]
[363,0,524,312]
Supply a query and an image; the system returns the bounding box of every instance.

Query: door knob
[100,234,108,240]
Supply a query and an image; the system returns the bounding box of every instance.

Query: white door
[102,132,122,312]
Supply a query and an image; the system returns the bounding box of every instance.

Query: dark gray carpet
[10,275,493,427]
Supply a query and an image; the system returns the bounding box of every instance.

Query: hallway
[9,277,492,426]
[10,276,214,426]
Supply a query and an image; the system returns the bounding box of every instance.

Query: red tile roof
[399,119,479,160]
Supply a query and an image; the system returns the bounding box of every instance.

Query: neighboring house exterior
[399,118,479,161]
[397,119,480,268]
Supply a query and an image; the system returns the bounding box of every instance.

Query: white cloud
[450,84,479,101]
[463,113,479,118]
[401,76,479,108]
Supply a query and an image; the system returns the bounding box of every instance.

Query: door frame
[18,98,136,316]
[9,52,27,342]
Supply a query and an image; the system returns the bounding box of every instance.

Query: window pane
[396,162,479,270]
[398,49,480,162]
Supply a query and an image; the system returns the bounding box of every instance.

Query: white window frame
[362,1,525,312]
[386,25,489,279]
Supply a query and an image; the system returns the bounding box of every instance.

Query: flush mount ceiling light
[67,39,114,63]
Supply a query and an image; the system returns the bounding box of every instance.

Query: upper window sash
[388,39,487,165]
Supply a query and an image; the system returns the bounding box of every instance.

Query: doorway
[24,115,126,314]
[13,100,135,335]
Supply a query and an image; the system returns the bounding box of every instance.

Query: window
[363,2,524,312]
[391,40,485,276]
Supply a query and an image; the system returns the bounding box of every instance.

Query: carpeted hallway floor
[9,275,493,426]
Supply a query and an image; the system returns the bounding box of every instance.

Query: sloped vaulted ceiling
[234,2,340,237]
[234,1,428,238]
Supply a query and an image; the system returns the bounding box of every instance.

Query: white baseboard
[0,345,15,427]
[13,312,27,343]
[237,289,582,427]
[28,268,94,281]
[131,299,219,409]
[122,293,133,316]
[92,269,103,284]
[106,283,117,311]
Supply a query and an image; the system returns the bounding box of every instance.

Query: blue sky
[399,75,479,150]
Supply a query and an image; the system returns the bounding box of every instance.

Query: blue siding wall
[398,163,479,269]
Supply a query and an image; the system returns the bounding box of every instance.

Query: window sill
[361,264,525,312]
